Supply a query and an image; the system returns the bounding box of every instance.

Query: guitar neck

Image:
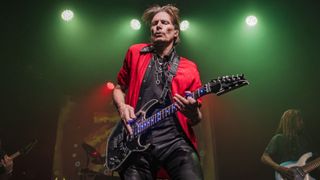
[131,74,249,137]
[10,151,21,159]
[133,86,210,136]
[303,156,320,173]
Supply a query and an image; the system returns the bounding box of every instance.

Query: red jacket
[117,43,202,149]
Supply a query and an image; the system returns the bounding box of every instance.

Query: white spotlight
[245,15,258,27]
[130,19,141,30]
[61,9,74,22]
[180,20,190,31]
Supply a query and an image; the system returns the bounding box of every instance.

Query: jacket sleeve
[117,48,132,90]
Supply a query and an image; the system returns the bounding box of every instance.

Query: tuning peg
[227,75,232,82]
[234,74,238,79]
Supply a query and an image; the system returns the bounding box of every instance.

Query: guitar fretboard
[132,85,211,137]
[303,156,320,173]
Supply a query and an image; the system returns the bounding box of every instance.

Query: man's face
[150,11,179,45]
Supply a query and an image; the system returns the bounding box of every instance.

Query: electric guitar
[275,152,320,180]
[105,74,249,171]
[0,139,38,167]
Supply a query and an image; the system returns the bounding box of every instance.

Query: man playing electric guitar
[112,4,204,180]
[261,109,320,180]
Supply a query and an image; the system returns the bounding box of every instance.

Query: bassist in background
[0,140,13,180]
[112,4,203,180]
[261,109,319,179]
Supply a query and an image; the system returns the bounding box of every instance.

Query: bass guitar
[105,74,249,171]
[275,152,320,180]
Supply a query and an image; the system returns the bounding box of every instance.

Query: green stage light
[180,20,190,31]
[245,15,258,27]
[130,19,141,30]
[61,9,74,22]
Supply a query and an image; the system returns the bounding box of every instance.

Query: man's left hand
[1,155,13,174]
[173,92,202,126]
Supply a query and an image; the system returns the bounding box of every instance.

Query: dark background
[1,0,320,179]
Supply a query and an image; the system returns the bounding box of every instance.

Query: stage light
[101,82,114,95]
[246,15,258,27]
[61,9,74,22]
[106,82,115,90]
[180,20,190,31]
[130,19,141,30]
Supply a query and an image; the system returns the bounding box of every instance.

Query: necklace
[154,57,168,85]
[153,48,174,85]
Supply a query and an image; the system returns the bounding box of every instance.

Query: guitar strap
[140,45,180,105]
[159,51,180,104]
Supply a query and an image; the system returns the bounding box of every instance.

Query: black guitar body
[106,99,159,171]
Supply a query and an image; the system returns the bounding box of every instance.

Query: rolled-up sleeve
[117,49,132,90]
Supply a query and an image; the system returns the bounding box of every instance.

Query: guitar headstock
[208,74,249,96]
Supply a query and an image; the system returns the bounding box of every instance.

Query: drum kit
[79,143,119,180]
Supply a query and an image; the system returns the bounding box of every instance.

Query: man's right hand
[118,104,136,135]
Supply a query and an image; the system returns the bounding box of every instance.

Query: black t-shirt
[264,133,314,163]
[136,52,184,146]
